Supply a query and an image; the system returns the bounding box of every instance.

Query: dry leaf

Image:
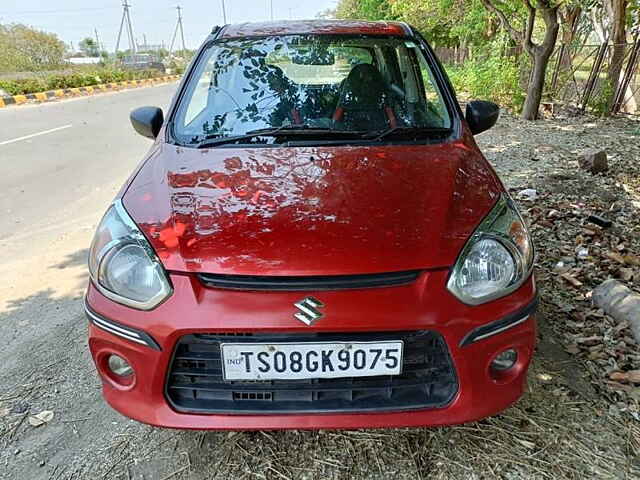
[561,272,583,287]
[627,370,640,384]
[28,410,54,427]
[606,251,626,264]
[610,371,628,382]
[565,344,580,354]
[624,254,640,266]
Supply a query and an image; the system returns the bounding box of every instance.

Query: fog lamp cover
[108,354,134,377]
[491,349,518,371]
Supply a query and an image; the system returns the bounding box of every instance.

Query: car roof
[218,20,412,39]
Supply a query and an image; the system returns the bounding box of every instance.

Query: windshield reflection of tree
[198,37,336,141]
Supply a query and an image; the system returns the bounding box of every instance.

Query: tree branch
[523,0,537,54]
[480,0,523,43]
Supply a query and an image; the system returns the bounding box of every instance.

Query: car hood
[122,139,503,275]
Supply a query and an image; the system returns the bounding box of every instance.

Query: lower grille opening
[165,331,458,414]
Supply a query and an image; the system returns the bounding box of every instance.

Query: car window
[410,43,449,127]
[184,61,216,125]
[172,35,452,145]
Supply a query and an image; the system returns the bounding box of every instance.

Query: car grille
[197,270,421,291]
[165,331,458,414]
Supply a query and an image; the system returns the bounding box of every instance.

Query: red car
[86,20,536,430]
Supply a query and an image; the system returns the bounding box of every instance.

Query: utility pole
[169,5,187,57]
[221,0,227,23]
[270,0,274,20]
[94,28,102,53]
[115,0,136,55]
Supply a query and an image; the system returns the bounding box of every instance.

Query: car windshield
[172,35,452,146]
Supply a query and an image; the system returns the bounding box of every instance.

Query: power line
[0,7,119,15]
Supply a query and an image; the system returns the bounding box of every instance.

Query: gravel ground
[1,113,640,480]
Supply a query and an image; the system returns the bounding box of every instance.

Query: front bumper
[86,269,537,430]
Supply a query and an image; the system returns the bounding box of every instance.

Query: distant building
[67,57,102,65]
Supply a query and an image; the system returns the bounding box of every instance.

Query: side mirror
[465,100,499,135]
[130,106,163,139]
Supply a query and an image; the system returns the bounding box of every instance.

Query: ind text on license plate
[221,341,404,381]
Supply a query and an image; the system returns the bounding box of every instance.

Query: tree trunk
[607,0,627,114]
[522,52,552,120]
[480,0,559,120]
[521,6,560,120]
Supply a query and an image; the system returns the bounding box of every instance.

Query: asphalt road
[0,83,176,248]
[0,83,176,312]
[0,84,177,478]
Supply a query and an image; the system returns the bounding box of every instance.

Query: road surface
[0,84,180,479]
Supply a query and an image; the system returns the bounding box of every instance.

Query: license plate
[221,341,404,381]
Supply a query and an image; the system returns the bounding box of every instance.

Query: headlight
[447,194,534,305]
[88,200,172,310]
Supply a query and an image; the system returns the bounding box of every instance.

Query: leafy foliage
[336,0,395,20]
[0,23,67,73]
[446,46,525,110]
[78,38,99,57]
[336,0,493,47]
[391,0,494,47]
[0,68,165,95]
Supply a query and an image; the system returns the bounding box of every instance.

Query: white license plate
[221,341,404,381]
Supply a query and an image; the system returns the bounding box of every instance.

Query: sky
[0,0,339,52]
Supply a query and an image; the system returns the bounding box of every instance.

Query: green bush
[0,68,166,95]
[447,54,525,111]
[587,79,614,117]
[0,78,46,95]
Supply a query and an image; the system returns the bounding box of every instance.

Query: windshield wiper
[363,126,452,142]
[194,126,363,148]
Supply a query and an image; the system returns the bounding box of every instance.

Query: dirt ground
[2,113,640,479]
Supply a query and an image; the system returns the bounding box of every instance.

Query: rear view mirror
[130,106,163,139]
[466,100,499,135]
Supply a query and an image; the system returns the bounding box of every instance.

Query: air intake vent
[165,330,458,414]
[197,270,421,291]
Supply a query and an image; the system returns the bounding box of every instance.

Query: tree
[0,23,66,72]
[391,0,494,49]
[481,1,560,120]
[607,0,628,112]
[78,37,99,57]
[335,0,395,21]
[335,0,494,49]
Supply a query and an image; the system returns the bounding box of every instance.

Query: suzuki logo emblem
[294,297,324,326]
